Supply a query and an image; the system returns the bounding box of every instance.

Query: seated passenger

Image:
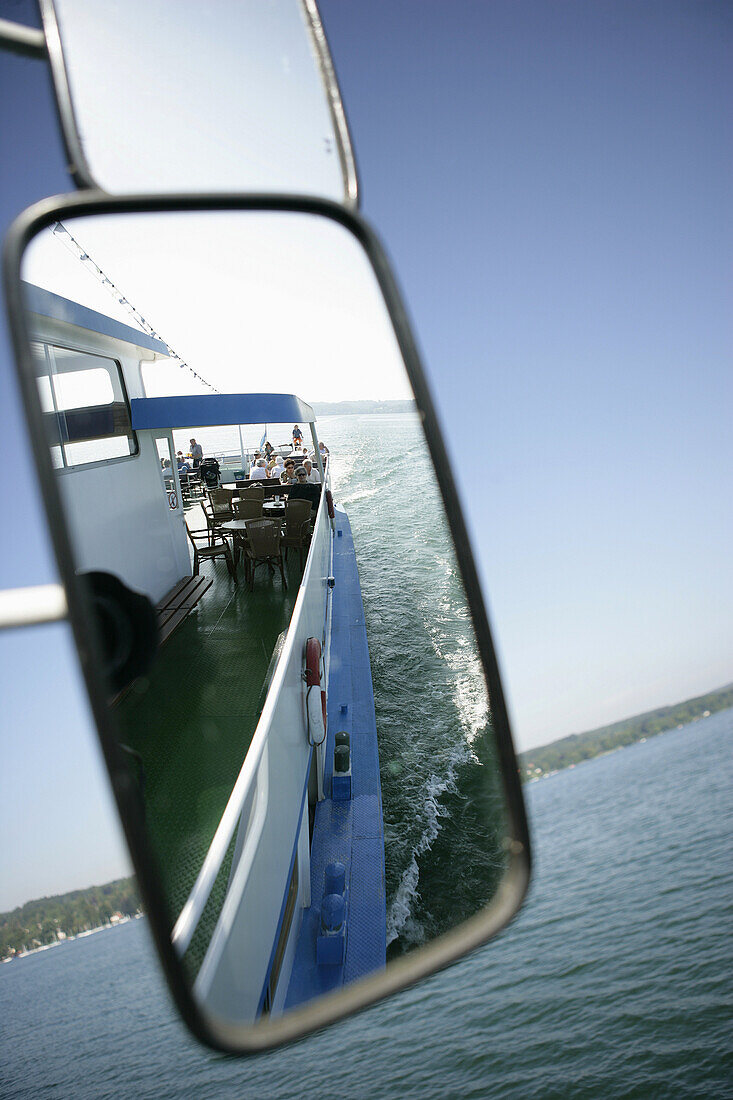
[271,456,285,479]
[249,458,268,480]
[288,466,321,511]
[303,458,321,484]
[281,459,297,484]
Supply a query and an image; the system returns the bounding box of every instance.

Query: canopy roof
[130,393,315,430]
[22,282,169,357]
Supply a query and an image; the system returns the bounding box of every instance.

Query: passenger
[288,466,321,511]
[189,438,203,468]
[271,456,285,479]
[304,458,321,484]
[318,440,329,464]
[249,458,268,481]
[281,459,297,484]
[177,452,191,474]
[292,424,303,448]
[264,441,274,459]
[161,459,174,484]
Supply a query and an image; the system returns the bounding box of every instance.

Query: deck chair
[208,487,235,511]
[237,485,265,503]
[186,525,237,582]
[242,518,287,591]
[232,497,263,520]
[280,498,312,568]
[203,488,234,543]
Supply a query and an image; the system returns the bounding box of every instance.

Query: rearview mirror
[4,193,529,1052]
[41,0,357,203]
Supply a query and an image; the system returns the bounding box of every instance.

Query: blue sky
[0,1,731,908]
[318,0,732,740]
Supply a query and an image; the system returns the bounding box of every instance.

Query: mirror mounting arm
[0,583,67,629]
[0,19,47,60]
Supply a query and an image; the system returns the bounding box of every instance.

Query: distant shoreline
[1,877,141,963]
[311,399,416,416]
[1,913,143,964]
[519,684,732,782]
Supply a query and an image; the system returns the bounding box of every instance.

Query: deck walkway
[115,510,304,973]
[285,509,386,1008]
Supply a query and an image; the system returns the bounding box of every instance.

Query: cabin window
[31,341,138,468]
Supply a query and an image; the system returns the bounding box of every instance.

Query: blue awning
[130,393,315,430]
[22,282,169,357]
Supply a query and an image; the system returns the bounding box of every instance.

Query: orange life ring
[305,636,327,739]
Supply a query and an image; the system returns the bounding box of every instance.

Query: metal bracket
[0,583,67,629]
[0,19,47,59]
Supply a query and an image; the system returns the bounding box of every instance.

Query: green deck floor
[115,514,306,973]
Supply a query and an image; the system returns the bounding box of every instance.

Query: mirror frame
[39,0,360,206]
[3,190,531,1053]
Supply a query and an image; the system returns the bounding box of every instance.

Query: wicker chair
[203,488,234,543]
[238,485,265,503]
[186,526,237,582]
[242,518,287,591]
[232,497,263,520]
[280,498,312,568]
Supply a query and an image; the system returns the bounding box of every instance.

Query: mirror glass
[18,208,512,1032]
[44,0,355,201]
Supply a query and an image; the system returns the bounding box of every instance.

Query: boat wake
[324,411,503,955]
[385,739,470,947]
[386,595,490,949]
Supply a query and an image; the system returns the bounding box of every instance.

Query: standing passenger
[190,438,203,468]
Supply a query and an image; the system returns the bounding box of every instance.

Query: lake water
[2,708,731,1098]
[2,414,731,1096]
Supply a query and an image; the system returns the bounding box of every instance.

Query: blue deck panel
[285,510,385,1008]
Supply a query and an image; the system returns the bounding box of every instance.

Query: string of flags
[49,222,219,394]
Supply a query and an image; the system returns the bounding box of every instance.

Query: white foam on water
[340,486,378,506]
[386,573,492,947]
[386,741,471,947]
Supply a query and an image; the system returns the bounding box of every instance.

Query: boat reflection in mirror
[18,207,513,1030]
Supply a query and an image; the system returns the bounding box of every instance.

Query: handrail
[171,471,331,955]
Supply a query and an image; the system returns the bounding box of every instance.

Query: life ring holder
[304,637,327,746]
